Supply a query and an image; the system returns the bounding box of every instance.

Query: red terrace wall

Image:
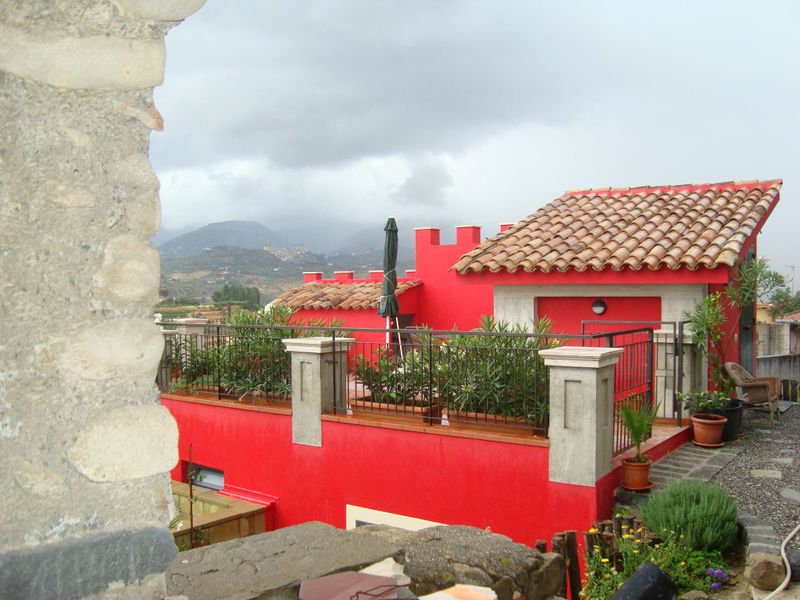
[162,396,603,550]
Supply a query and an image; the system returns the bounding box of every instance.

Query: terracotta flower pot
[621,458,652,491]
[691,413,728,447]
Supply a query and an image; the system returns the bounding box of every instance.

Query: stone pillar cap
[282,337,356,354]
[539,346,623,368]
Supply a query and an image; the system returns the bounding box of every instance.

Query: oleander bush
[640,481,738,551]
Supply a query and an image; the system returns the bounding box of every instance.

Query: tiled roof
[778,309,800,322]
[455,180,781,274]
[272,280,421,310]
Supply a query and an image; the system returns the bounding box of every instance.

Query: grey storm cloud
[153,1,598,169]
[392,157,453,207]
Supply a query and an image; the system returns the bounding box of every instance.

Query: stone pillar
[540,347,623,486]
[173,317,209,337]
[283,337,355,447]
[0,1,204,598]
[654,330,705,419]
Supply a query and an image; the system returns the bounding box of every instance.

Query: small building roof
[272,280,421,311]
[778,309,800,323]
[454,179,781,274]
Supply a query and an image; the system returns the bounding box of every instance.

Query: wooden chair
[724,362,780,426]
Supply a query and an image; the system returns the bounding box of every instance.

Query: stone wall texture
[0,1,204,597]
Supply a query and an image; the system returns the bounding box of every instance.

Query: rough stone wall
[166,521,566,600]
[0,1,204,597]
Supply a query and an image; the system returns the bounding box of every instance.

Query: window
[187,463,224,491]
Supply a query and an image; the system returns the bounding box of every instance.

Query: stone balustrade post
[540,347,623,486]
[282,337,355,447]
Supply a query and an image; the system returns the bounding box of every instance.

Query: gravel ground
[713,403,800,547]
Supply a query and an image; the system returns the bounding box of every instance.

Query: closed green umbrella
[378,217,400,348]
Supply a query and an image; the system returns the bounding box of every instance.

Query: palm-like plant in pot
[620,397,660,491]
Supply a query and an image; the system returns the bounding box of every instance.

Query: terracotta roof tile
[454,179,781,274]
[272,280,421,311]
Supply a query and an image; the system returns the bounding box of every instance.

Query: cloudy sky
[150,0,798,277]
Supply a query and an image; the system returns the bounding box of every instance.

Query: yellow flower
[593,545,600,551]
[680,561,685,566]
[622,534,632,539]
[601,558,609,563]
[633,550,640,554]
[589,528,597,534]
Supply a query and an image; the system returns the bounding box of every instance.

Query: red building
[163,179,781,563]
[275,179,782,374]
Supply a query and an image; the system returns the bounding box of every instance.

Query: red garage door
[537,296,661,338]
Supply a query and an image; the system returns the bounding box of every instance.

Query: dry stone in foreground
[166,521,565,600]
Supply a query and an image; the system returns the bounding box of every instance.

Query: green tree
[211,283,261,310]
[685,257,784,394]
[769,287,800,318]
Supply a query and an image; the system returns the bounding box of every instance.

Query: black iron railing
[580,327,655,454]
[342,327,558,436]
[157,323,655,444]
[158,325,294,403]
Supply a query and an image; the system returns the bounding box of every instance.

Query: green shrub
[641,481,738,551]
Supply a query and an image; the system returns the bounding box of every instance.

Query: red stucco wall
[537,296,662,337]
[163,395,603,549]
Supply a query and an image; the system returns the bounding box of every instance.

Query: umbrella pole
[396,316,404,359]
[385,316,390,348]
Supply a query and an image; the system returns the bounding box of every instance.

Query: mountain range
[157,220,415,303]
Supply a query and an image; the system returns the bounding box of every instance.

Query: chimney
[499,223,514,233]
[303,272,323,283]
[334,271,354,282]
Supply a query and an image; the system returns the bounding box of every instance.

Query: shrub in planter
[640,481,738,552]
[582,526,730,599]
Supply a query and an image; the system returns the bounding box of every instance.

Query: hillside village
[157,220,415,304]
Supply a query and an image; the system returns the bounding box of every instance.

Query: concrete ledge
[282,336,355,354]
[540,346,623,369]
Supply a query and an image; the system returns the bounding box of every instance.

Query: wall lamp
[592,299,607,315]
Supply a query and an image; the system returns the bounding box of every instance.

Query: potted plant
[619,398,660,491]
[677,391,730,447]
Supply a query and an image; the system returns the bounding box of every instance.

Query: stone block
[94,235,160,302]
[0,24,166,90]
[57,319,164,381]
[112,0,207,21]
[0,527,175,599]
[528,553,565,600]
[68,405,178,482]
[166,523,554,600]
[750,469,782,479]
[745,552,786,591]
[360,557,411,587]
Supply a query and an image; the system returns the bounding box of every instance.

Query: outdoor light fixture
[592,299,607,315]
